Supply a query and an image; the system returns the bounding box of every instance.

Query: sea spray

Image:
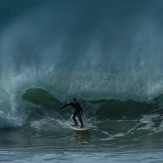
[0,0,163,118]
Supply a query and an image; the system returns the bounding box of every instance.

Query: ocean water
[1,0,163,162]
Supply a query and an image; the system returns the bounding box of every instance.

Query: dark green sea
[1,0,163,162]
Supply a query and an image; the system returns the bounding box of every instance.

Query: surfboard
[70,125,89,131]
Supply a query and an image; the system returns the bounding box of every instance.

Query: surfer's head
[72,98,77,103]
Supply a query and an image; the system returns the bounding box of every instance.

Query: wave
[1,86,163,141]
[19,88,163,141]
[1,0,163,134]
[21,87,163,120]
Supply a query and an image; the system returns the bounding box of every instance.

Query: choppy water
[1,0,163,162]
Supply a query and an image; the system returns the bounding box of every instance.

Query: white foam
[0,111,22,129]
[30,117,71,131]
[138,114,159,130]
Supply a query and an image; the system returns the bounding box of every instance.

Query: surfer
[60,98,84,128]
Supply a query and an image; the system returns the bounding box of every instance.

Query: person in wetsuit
[60,98,84,128]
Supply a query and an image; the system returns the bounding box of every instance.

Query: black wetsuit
[62,102,84,127]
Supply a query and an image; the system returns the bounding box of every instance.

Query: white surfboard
[70,125,89,131]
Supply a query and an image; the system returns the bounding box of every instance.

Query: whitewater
[1,0,163,162]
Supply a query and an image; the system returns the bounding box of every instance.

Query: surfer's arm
[60,103,71,110]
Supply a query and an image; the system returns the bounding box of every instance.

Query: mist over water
[0,0,163,116]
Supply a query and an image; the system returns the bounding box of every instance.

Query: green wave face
[21,87,162,120]
[22,88,61,109]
